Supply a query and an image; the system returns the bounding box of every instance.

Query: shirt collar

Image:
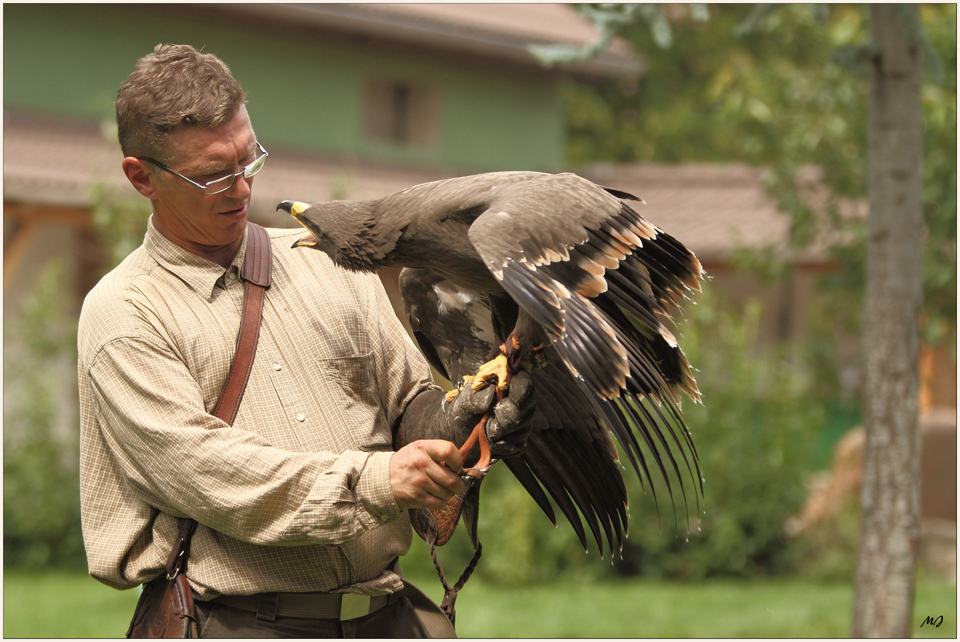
[144,215,248,300]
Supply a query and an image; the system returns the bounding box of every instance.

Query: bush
[789,496,861,581]
[618,289,826,578]
[4,262,85,568]
[3,185,149,570]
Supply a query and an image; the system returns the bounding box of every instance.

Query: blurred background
[3,3,955,637]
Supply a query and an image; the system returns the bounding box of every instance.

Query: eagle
[277,171,703,560]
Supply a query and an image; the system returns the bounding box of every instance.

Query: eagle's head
[277,199,388,273]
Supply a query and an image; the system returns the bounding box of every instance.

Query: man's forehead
[165,107,256,171]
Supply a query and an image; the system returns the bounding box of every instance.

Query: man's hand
[390,440,465,511]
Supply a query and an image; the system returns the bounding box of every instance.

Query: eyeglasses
[138,141,269,195]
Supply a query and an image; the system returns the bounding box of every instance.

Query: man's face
[147,105,258,257]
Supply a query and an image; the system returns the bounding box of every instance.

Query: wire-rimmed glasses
[138,141,269,195]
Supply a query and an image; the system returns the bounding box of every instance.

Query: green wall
[3,4,565,171]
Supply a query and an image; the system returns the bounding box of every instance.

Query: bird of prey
[278,171,703,559]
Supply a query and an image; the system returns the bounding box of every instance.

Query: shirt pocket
[319,353,391,450]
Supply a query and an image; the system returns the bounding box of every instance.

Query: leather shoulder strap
[166,223,272,581]
[211,223,272,424]
[240,222,273,288]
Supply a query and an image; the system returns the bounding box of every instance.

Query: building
[6,3,952,396]
[4,3,642,319]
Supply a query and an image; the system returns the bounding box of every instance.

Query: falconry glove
[395,370,535,464]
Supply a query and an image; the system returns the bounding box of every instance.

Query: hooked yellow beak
[277,200,309,216]
[277,201,316,247]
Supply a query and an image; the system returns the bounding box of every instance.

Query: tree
[534,3,951,635]
[548,4,955,355]
[852,5,924,637]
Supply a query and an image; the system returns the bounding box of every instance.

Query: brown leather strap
[164,518,198,580]
[212,223,272,423]
[163,223,272,585]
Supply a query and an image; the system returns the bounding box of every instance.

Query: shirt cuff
[354,451,401,528]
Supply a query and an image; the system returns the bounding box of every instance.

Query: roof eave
[214,3,644,81]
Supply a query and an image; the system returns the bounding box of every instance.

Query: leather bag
[128,224,272,638]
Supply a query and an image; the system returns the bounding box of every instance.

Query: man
[78,44,533,638]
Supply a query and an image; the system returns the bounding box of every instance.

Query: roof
[209,3,643,81]
[583,163,860,264]
[3,110,841,263]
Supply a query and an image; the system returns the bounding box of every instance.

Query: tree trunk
[852,4,924,638]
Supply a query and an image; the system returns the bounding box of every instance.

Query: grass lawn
[4,568,955,638]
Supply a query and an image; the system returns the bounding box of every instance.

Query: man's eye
[199,171,231,183]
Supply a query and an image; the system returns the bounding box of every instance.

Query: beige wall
[4,203,92,321]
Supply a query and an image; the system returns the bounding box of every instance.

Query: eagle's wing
[399,268,629,556]
[467,173,703,526]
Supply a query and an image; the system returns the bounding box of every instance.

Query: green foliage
[3,262,85,569]
[530,4,709,64]
[563,4,956,352]
[3,187,148,571]
[791,496,861,581]
[619,288,825,579]
[88,182,151,271]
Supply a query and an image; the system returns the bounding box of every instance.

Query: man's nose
[226,171,253,199]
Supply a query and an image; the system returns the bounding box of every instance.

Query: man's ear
[122,157,158,199]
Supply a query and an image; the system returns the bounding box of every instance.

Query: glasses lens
[202,145,267,195]
[204,175,235,196]
[244,153,267,179]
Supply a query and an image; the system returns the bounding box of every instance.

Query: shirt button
[227,271,237,280]
[273,362,282,371]
[296,413,306,422]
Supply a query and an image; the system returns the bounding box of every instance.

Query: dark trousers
[193,594,427,638]
[128,577,457,639]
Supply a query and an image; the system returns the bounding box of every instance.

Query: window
[363,75,442,149]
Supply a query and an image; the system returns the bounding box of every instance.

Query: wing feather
[465,173,703,531]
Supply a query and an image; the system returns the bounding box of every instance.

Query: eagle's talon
[461,458,498,482]
[471,353,511,391]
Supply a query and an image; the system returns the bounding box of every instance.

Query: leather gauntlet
[394,370,535,463]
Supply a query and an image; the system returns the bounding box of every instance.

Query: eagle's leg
[459,412,496,478]
[459,338,523,478]
[470,354,511,392]
[443,337,517,404]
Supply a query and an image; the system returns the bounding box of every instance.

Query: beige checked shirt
[78,218,435,599]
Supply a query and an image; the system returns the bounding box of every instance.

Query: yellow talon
[444,375,478,403]
[471,353,511,391]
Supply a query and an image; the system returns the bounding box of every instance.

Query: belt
[214,591,391,621]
